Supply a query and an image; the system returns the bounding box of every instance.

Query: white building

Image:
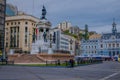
[52,28,75,54]
[57,21,71,31]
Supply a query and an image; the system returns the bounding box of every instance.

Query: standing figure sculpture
[41,5,47,20]
[43,32,47,42]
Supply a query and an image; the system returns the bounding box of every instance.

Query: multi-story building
[5,13,39,53]
[99,21,120,56]
[57,21,71,31]
[80,21,120,57]
[69,26,80,35]
[52,28,76,54]
[6,3,18,16]
[80,39,99,56]
[0,0,6,58]
[79,29,85,34]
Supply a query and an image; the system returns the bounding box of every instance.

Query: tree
[84,24,89,40]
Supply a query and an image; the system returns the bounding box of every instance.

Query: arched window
[109,44,111,48]
[117,43,119,47]
[113,43,115,48]
[101,44,103,48]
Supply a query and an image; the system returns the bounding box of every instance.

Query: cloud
[7,0,120,33]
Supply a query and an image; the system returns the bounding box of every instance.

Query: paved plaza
[0,61,120,80]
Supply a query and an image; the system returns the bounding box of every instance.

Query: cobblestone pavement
[0,61,120,80]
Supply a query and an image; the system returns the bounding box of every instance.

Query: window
[6,32,8,35]
[101,44,103,48]
[32,23,33,25]
[14,22,16,25]
[25,38,27,45]
[95,51,96,53]
[18,27,19,32]
[25,27,28,32]
[92,46,93,48]
[7,23,9,25]
[14,27,16,33]
[11,22,13,25]
[6,37,8,41]
[25,22,28,25]
[113,43,115,48]
[18,22,20,24]
[6,42,8,47]
[117,43,119,47]
[95,46,96,49]
[109,44,111,48]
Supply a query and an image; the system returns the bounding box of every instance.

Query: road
[0,61,120,80]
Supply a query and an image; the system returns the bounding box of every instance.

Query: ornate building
[99,20,120,56]
[5,13,39,53]
[80,21,120,57]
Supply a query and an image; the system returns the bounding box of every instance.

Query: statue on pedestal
[41,5,47,20]
[43,32,47,42]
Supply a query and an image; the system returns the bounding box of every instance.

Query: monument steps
[8,54,45,63]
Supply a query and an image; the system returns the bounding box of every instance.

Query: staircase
[8,54,45,63]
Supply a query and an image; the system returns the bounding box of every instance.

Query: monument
[8,6,74,63]
[30,6,74,61]
[31,6,54,54]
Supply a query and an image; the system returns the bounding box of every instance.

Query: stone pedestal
[38,53,74,61]
[9,49,14,55]
[70,50,74,55]
[48,48,53,54]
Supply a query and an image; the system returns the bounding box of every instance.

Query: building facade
[5,13,39,53]
[52,28,75,54]
[57,21,71,31]
[69,26,80,35]
[80,21,120,57]
[99,21,120,56]
[0,0,6,58]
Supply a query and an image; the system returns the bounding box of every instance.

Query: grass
[14,63,68,67]
[0,61,103,67]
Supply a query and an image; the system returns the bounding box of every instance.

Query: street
[0,61,120,80]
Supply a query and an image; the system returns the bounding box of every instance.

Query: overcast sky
[7,0,120,33]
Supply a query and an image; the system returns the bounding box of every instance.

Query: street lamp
[48,33,53,54]
[70,39,73,55]
[28,31,32,54]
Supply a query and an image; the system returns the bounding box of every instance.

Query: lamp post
[48,33,53,54]
[70,39,73,55]
[28,31,32,54]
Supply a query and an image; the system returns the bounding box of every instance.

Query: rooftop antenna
[32,0,35,15]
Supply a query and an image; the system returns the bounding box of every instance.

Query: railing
[0,60,14,65]
[45,59,103,68]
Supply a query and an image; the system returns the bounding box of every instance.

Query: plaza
[0,61,120,80]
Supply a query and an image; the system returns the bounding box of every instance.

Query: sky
[7,0,120,33]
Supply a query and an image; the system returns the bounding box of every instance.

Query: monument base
[48,48,53,54]
[70,50,74,55]
[38,53,74,61]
